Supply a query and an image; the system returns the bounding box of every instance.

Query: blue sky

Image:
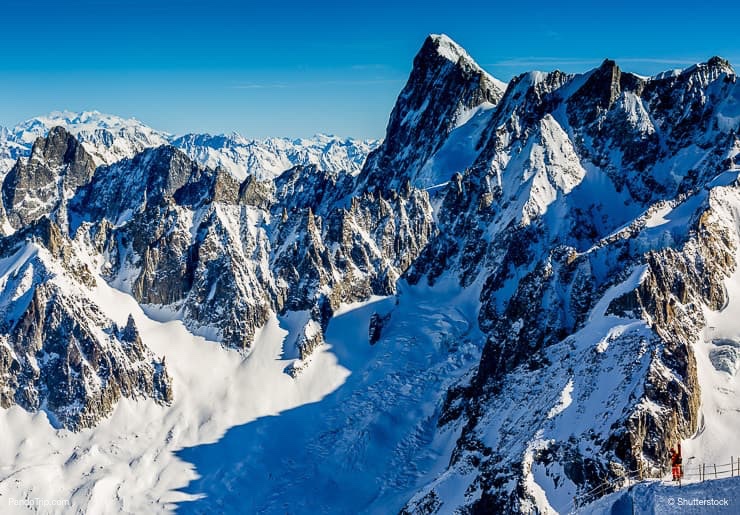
[1,0,738,138]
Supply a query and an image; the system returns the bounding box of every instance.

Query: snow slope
[0,271,349,513]
[0,267,483,514]
[582,476,740,514]
[416,102,497,188]
[175,278,484,514]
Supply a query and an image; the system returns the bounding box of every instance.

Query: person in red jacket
[670,444,683,481]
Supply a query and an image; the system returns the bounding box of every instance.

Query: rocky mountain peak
[412,34,506,107]
[425,33,473,65]
[135,144,212,200]
[678,55,736,88]
[693,55,735,75]
[568,59,646,125]
[2,126,96,230]
[359,34,506,191]
[69,144,211,228]
[142,144,193,185]
[29,126,92,169]
[706,55,733,72]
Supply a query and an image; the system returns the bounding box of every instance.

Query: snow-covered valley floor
[0,275,483,514]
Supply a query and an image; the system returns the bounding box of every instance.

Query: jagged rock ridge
[0,122,431,427]
[0,214,172,431]
[399,47,739,513]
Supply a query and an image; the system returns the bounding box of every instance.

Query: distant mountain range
[0,110,379,180]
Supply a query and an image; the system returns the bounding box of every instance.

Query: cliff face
[0,121,434,428]
[0,219,171,430]
[1,127,96,232]
[399,48,739,513]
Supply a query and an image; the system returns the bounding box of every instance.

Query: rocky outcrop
[66,142,434,353]
[71,145,211,226]
[604,201,736,477]
[0,238,172,431]
[368,312,391,345]
[360,34,505,191]
[2,127,95,230]
[401,48,740,513]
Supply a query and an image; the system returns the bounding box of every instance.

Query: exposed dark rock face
[368,312,391,345]
[74,147,277,349]
[2,127,95,230]
[602,203,735,476]
[70,145,210,226]
[401,50,739,513]
[68,146,434,352]
[0,234,171,431]
[360,34,505,191]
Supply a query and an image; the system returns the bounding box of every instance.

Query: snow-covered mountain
[0,110,170,170]
[0,111,379,181]
[1,33,739,514]
[171,132,380,180]
[399,49,740,514]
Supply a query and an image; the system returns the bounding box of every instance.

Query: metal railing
[556,468,643,514]
[554,457,740,514]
